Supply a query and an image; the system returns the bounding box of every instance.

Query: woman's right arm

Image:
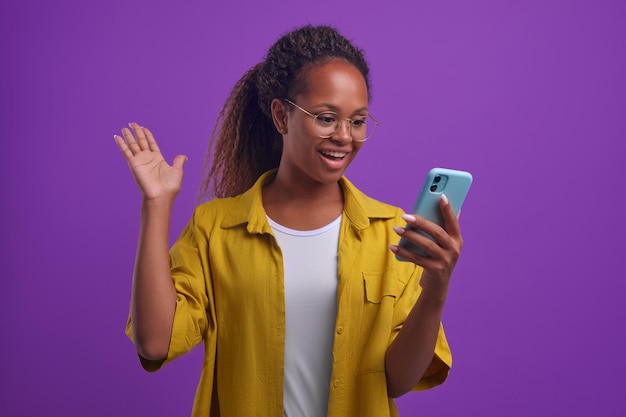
[114,122,187,361]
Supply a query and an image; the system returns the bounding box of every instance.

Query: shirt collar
[220,170,397,234]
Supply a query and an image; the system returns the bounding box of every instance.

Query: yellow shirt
[126,170,452,416]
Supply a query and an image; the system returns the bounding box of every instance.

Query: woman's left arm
[386,194,462,398]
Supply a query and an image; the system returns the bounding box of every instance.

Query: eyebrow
[312,102,369,115]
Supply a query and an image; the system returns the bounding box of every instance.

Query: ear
[271,98,288,134]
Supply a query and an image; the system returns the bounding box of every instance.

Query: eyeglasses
[284,99,379,142]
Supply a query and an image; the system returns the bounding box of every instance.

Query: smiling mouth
[320,150,347,160]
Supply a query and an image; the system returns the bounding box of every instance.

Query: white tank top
[267,215,342,417]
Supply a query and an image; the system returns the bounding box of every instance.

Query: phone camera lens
[434,175,441,183]
[430,185,438,192]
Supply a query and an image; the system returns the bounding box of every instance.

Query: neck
[269,167,343,203]
[261,168,344,230]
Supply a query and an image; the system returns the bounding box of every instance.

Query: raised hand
[114,123,187,202]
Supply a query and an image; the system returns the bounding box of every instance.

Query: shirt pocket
[357,270,407,374]
[363,271,404,303]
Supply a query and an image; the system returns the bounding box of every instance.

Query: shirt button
[333,379,341,388]
[336,326,344,334]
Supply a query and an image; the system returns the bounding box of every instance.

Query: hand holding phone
[395,168,473,262]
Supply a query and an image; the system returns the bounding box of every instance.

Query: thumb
[172,155,188,170]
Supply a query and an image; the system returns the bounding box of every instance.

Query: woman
[114,25,462,417]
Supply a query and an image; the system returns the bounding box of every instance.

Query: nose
[330,119,353,144]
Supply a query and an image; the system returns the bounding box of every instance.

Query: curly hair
[199,25,371,200]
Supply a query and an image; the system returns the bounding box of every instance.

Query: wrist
[142,196,176,209]
[140,198,176,220]
[418,280,448,306]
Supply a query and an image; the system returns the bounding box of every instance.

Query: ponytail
[199,63,282,200]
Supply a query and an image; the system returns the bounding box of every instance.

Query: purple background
[2,0,625,416]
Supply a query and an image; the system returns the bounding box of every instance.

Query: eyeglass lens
[313,113,377,141]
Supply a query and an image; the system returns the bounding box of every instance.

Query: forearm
[385,288,447,398]
[130,199,177,361]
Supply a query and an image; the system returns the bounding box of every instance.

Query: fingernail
[393,226,405,235]
[402,214,416,222]
[441,193,449,205]
[388,244,398,253]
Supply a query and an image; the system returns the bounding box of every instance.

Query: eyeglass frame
[283,98,379,142]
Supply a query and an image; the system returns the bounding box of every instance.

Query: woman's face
[280,59,370,187]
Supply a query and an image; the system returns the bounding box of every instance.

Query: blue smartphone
[396,168,473,261]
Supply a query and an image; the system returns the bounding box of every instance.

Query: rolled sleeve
[390,264,452,391]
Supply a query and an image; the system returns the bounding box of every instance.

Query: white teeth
[321,150,347,158]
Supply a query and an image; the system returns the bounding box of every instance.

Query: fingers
[114,122,160,159]
[390,225,442,269]
[391,244,440,270]
[440,194,462,239]
[114,133,134,162]
[129,122,150,151]
[393,196,464,260]
[391,215,461,274]
[400,213,451,252]
[142,126,160,152]
[119,125,141,156]
[116,122,149,154]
